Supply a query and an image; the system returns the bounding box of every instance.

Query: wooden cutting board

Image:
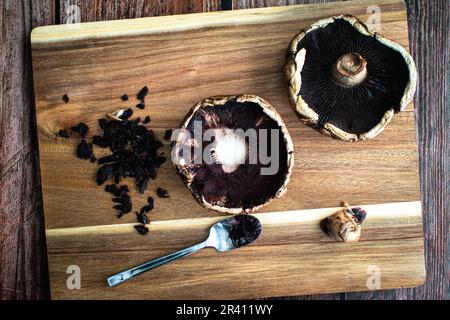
[31,0,425,299]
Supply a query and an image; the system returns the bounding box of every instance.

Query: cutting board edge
[47,262,426,300]
[45,200,426,299]
[30,0,406,45]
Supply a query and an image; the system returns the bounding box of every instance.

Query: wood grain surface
[32,0,419,229]
[0,0,448,300]
[46,202,424,299]
[30,0,425,299]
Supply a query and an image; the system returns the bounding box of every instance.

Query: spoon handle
[107,241,207,287]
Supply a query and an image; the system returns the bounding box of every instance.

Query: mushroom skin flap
[285,15,417,142]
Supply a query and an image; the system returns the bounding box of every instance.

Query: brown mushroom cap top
[285,15,417,142]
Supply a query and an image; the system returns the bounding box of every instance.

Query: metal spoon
[107,214,262,287]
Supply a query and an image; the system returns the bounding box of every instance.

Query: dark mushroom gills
[285,15,417,141]
[172,95,294,214]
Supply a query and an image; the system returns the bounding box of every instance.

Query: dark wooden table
[0,0,448,300]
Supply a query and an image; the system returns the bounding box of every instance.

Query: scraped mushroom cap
[285,15,417,142]
[172,95,294,214]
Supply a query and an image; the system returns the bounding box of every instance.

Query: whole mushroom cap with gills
[172,95,294,214]
[285,15,417,142]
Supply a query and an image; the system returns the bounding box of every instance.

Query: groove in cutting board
[31,0,424,299]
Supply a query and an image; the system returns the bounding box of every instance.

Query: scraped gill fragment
[61,87,168,235]
[228,215,263,247]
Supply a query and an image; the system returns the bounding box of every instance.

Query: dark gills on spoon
[228,215,262,247]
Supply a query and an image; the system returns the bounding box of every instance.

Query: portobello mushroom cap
[285,15,417,142]
[172,95,294,214]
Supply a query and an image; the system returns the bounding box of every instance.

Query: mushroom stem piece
[331,52,368,87]
[325,201,367,243]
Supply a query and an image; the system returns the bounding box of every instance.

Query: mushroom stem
[212,129,248,173]
[331,53,368,87]
[324,201,367,243]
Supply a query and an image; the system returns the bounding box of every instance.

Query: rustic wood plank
[232,0,334,10]
[403,0,449,301]
[387,0,448,301]
[58,0,223,23]
[0,0,54,300]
